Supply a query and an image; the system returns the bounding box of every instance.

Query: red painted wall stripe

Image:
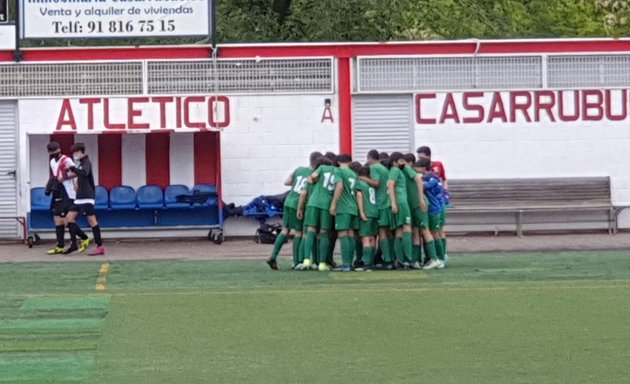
[145,133,171,188]
[98,134,122,190]
[338,57,352,155]
[49,134,74,156]
[193,132,218,185]
[7,40,630,63]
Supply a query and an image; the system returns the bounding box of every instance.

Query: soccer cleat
[318,263,331,272]
[384,263,395,271]
[354,265,372,272]
[443,254,449,267]
[302,259,312,268]
[62,243,79,255]
[423,259,441,270]
[79,238,91,253]
[437,260,446,270]
[310,263,319,271]
[46,247,65,255]
[409,261,423,270]
[294,263,304,270]
[266,258,278,271]
[88,246,106,256]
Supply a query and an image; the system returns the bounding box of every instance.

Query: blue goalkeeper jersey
[422,172,445,216]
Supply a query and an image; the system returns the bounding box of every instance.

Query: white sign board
[19,96,230,134]
[20,0,211,39]
[0,24,15,50]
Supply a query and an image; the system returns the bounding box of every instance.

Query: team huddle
[267,146,449,271]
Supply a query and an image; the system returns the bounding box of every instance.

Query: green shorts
[390,204,412,229]
[335,213,358,231]
[304,206,333,230]
[412,207,429,230]
[282,206,303,231]
[429,213,443,232]
[377,208,391,228]
[441,209,447,226]
[358,217,378,237]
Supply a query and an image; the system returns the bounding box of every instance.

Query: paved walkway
[1,232,629,263]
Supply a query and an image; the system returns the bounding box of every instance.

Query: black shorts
[69,203,96,217]
[52,198,73,218]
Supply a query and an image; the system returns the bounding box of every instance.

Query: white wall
[221,95,339,206]
[414,91,630,228]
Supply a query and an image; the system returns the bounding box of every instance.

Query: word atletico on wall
[52,96,230,132]
[416,89,630,125]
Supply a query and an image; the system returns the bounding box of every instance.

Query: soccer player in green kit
[354,166,378,271]
[358,150,394,267]
[329,154,358,272]
[403,153,439,269]
[302,156,338,271]
[267,152,322,270]
[387,152,414,269]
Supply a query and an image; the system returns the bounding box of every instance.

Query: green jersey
[403,166,421,209]
[356,180,378,218]
[388,166,408,207]
[335,167,358,216]
[370,162,390,208]
[306,165,338,210]
[284,166,313,209]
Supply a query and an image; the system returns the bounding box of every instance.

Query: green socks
[442,238,447,255]
[413,245,421,263]
[434,238,445,261]
[425,240,438,260]
[363,246,375,266]
[340,237,354,267]
[379,239,392,263]
[403,232,413,262]
[303,231,316,263]
[292,236,302,266]
[394,238,404,263]
[355,238,363,262]
[271,233,287,261]
[319,233,331,265]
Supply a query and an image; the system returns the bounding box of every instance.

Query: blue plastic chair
[137,185,164,209]
[31,188,51,211]
[95,186,109,209]
[110,186,137,209]
[192,184,218,206]
[165,185,191,208]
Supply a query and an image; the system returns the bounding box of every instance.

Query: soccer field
[1,251,630,384]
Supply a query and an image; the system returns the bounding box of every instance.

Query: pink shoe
[88,245,106,256]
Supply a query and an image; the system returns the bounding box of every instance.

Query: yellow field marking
[95,262,110,292]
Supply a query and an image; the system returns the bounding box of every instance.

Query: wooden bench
[446,177,626,236]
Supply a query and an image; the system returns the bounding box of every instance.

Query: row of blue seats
[31,184,218,211]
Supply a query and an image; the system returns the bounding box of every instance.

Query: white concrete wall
[414,91,630,228]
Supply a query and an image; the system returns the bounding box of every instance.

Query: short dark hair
[47,142,61,152]
[415,158,431,169]
[349,161,362,173]
[71,143,86,153]
[367,149,379,161]
[324,152,336,160]
[309,151,323,167]
[416,146,432,157]
[389,152,404,164]
[379,152,389,160]
[357,166,370,177]
[336,154,352,164]
[403,153,416,164]
[316,156,333,168]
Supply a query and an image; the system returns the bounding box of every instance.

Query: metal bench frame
[447,177,627,236]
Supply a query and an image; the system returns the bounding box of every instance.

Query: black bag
[255,223,282,244]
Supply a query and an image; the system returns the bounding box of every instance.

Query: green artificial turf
[1,251,630,383]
